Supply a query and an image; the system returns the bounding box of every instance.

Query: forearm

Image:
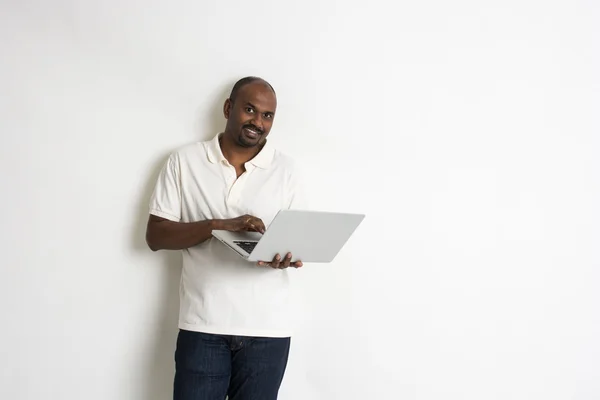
[146,218,227,251]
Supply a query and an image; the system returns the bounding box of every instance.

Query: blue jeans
[173,329,291,400]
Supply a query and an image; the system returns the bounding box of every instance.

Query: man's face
[223,82,277,148]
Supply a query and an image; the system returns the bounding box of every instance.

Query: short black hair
[229,76,276,102]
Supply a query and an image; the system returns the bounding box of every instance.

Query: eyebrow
[246,102,274,115]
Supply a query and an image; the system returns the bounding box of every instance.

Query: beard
[236,124,264,148]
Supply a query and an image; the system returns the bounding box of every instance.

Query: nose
[250,114,264,131]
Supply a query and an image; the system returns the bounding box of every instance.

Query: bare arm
[145,215,218,251]
[145,214,266,251]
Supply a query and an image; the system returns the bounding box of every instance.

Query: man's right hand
[222,214,266,234]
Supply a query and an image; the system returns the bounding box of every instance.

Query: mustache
[243,124,264,135]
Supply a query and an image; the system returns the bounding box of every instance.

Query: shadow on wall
[132,82,232,400]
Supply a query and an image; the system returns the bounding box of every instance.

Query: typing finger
[254,219,266,234]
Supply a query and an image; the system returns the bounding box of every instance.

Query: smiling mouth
[243,126,262,138]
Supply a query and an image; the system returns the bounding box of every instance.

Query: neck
[219,132,262,167]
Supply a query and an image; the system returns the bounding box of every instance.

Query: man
[145,76,306,400]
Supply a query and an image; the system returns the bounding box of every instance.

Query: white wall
[1,1,599,399]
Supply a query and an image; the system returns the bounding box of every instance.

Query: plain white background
[1,0,598,399]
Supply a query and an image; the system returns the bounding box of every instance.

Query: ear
[223,98,232,119]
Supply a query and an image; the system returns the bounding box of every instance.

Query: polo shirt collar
[207,133,275,169]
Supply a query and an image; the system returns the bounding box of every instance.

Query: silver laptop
[212,209,365,263]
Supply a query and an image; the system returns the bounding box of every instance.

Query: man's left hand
[257,252,303,269]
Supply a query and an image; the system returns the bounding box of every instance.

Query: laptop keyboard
[233,241,258,254]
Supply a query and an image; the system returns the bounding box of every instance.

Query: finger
[245,219,262,233]
[248,220,262,232]
[293,261,303,268]
[255,218,266,234]
[257,261,275,268]
[270,254,281,269]
[281,252,292,269]
[243,215,265,233]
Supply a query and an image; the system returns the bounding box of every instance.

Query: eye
[245,107,255,114]
[263,113,273,120]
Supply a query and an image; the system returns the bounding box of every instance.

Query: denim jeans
[173,329,291,400]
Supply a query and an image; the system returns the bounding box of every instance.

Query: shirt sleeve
[149,153,182,222]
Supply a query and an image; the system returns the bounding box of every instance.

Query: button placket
[228,171,246,204]
[227,164,254,205]
[222,162,237,201]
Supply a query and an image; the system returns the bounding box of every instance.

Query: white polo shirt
[149,133,306,337]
